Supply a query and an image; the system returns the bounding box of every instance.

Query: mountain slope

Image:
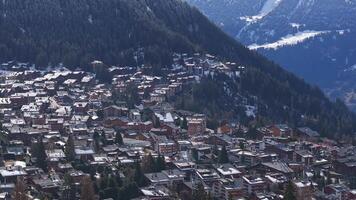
[187,0,356,110]
[0,0,199,67]
[187,0,356,43]
[0,0,355,136]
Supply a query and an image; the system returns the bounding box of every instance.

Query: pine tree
[100,132,108,146]
[142,153,156,173]
[99,174,108,192]
[115,172,123,187]
[155,155,166,172]
[133,162,146,187]
[80,176,96,200]
[192,183,207,200]
[12,177,28,200]
[175,117,181,127]
[191,148,199,161]
[239,141,246,164]
[61,173,76,200]
[105,176,119,199]
[152,115,161,128]
[283,181,296,200]
[212,145,219,156]
[115,131,123,145]
[35,138,48,171]
[118,182,140,200]
[181,117,188,130]
[93,132,101,152]
[218,145,229,164]
[326,173,333,185]
[239,141,245,150]
[65,135,75,161]
[179,190,192,200]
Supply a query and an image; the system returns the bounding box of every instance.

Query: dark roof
[262,162,294,174]
[298,127,320,137]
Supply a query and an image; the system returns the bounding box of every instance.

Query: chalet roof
[298,127,320,137]
[262,162,294,174]
[215,163,242,176]
[144,172,169,182]
[75,147,95,155]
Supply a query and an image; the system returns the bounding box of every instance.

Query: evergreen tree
[115,131,123,145]
[209,193,215,200]
[180,190,192,200]
[99,174,108,192]
[142,153,156,173]
[34,138,48,171]
[349,176,356,189]
[93,132,101,152]
[191,148,199,161]
[103,176,118,199]
[326,173,333,185]
[108,176,118,188]
[228,193,233,200]
[80,177,96,200]
[247,126,258,140]
[283,181,296,200]
[239,141,245,150]
[181,117,188,130]
[141,108,154,122]
[212,145,219,156]
[133,162,146,187]
[175,117,181,127]
[65,135,75,161]
[153,115,161,128]
[100,132,108,146]
[192,183,207,200]
[239,141,246,164]
[218,145,229,164]
[12,177,28,200]
[118,182,140,200]
[155,155,166,172]
[114,172,123,187]
[61,173,76,200]
[126,83,140,109]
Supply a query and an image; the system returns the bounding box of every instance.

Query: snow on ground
[241,0,283,23]
[259,0,283,17]
[245,105,256,118]
[88,15,93,24]
[344,64,356,72]
[290,23,304,29]
[248,30,329,50]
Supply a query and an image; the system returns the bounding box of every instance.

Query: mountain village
[0,53,355,200]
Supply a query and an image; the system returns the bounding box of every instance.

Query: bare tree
[80,176,96,200]
[12,177,28,200]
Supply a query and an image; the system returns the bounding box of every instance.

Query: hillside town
[0,53,355,200]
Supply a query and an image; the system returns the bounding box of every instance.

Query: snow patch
[344,64,356,72]
[146,6,152,12]
[248,30,329,50]
[337,29,350,35]
[245,105,256,118]
[345,0,354,4]
[19,27,25,34]
[241,0,283,23]
[88,15,93,24]
[289,23,304,29]
[259,0,283,17]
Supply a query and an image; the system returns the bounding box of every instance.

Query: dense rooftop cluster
[0,54,355,200]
